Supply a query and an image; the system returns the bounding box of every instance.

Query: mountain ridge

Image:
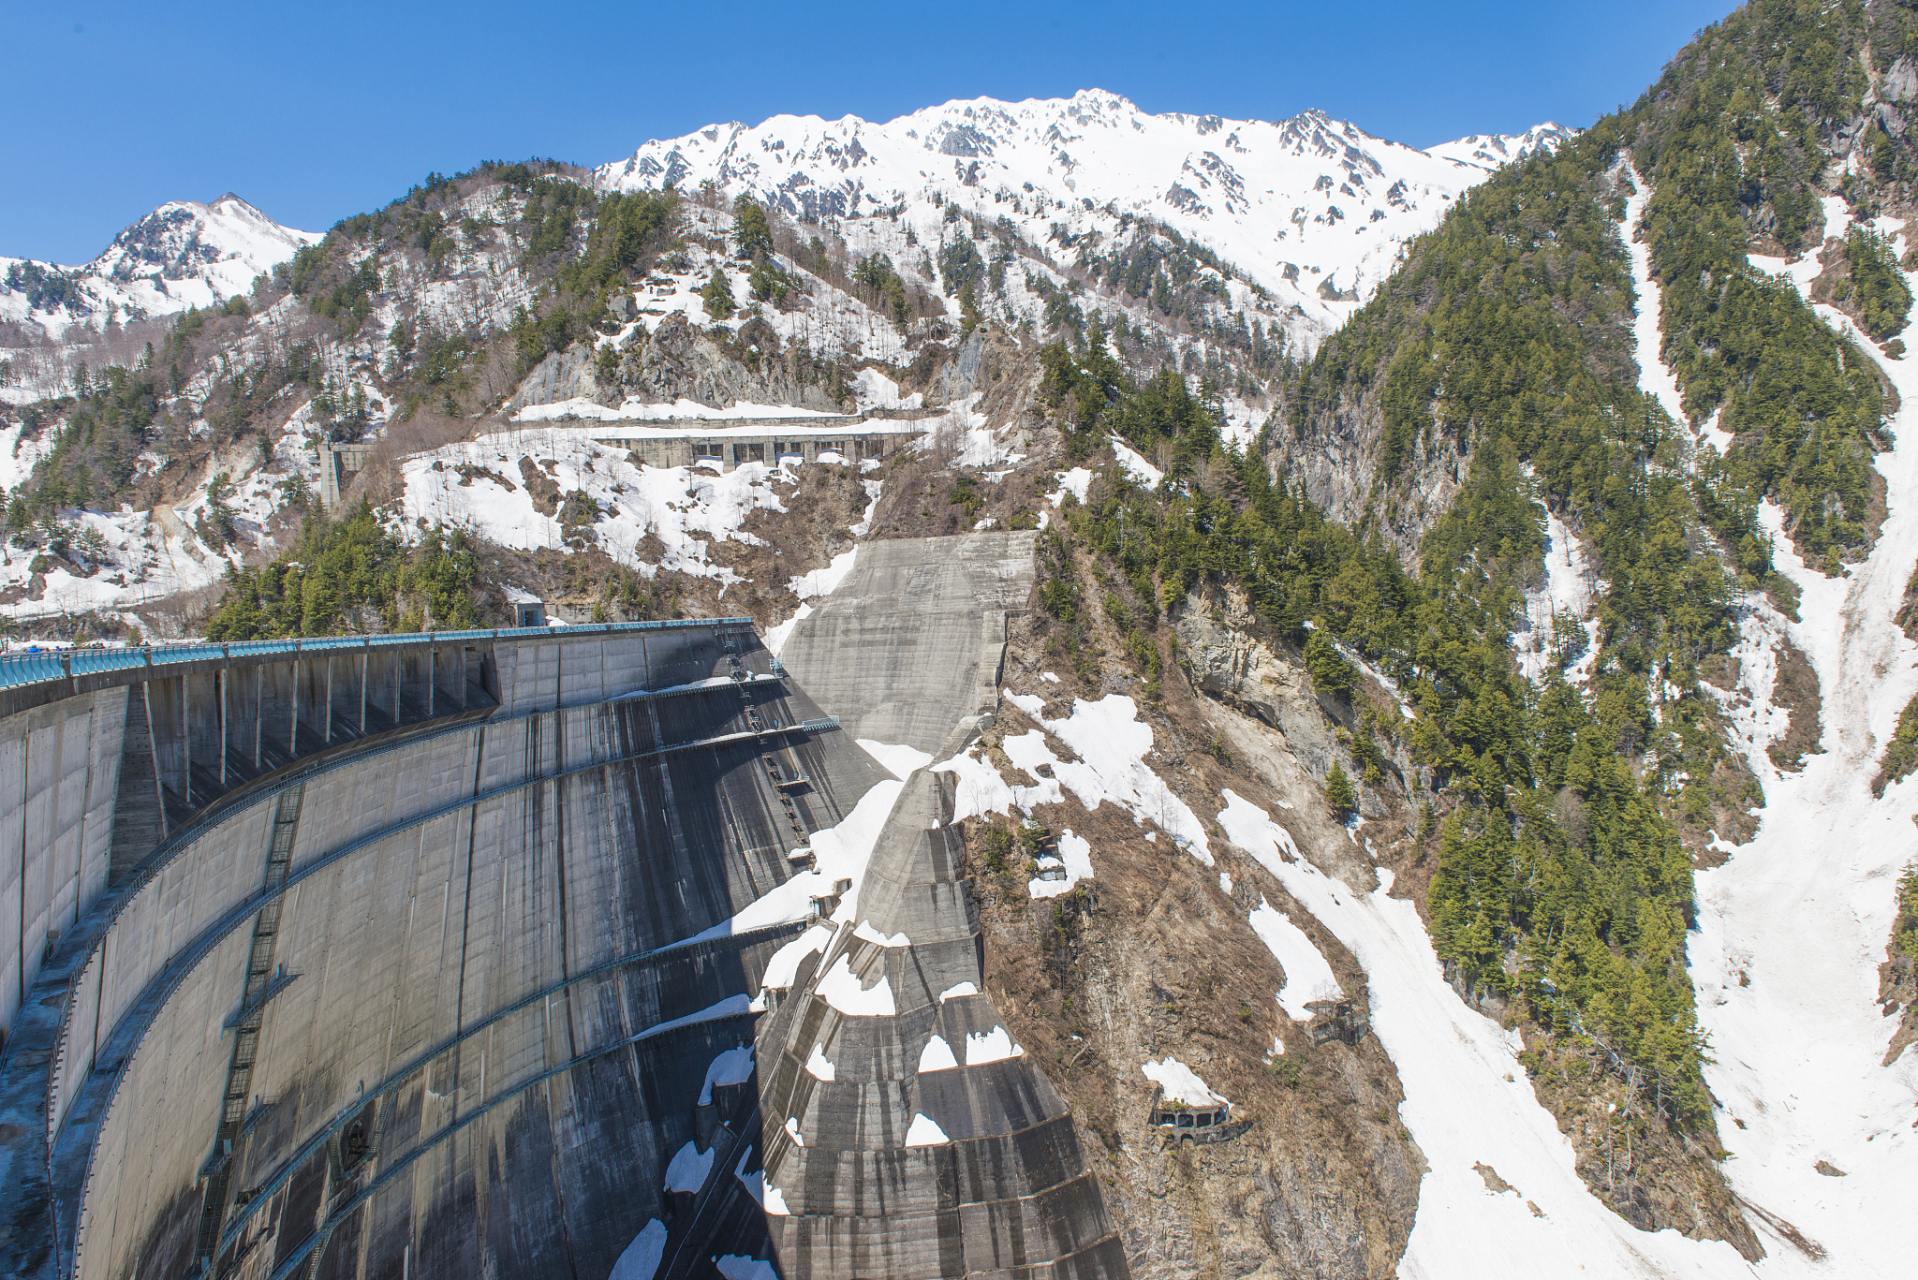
[0,193,317,338]
[599,88,1569,343]
[0,91,1563,355]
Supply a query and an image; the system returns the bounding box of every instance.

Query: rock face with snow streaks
[599,91,1567,349]
[1,194,316,337]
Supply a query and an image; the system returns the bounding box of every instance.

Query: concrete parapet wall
[0,687,126,1039]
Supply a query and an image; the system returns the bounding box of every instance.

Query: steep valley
[6,4,1918,1278]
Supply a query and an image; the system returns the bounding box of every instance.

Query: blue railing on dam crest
[0,616,755,697]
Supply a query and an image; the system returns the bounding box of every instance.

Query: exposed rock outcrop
[510,310,851,416]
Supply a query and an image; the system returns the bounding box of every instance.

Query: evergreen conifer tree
[701,268,735,320]
[1325,761,1356,820]
[731,196,774,262]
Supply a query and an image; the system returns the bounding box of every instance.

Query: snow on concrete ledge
[609,1219,667,1280]
[698,1046,754,1105]
[918,1035,960,1072]
[816,953,896,1016]
[664,1141,714,1193]
[904,1113,952,1147]
[965,1026,1025,1064]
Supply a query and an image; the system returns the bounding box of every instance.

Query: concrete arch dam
[0,532,1126,1280]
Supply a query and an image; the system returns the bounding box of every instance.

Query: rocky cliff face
[956,600,1423,1279]
[1277,408,1466,566]
[510,311,852,415]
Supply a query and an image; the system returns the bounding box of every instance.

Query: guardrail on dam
[0,530,1128,1280]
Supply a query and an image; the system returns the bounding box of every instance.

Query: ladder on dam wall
[189,784,306,1277]
[723,634,813,852]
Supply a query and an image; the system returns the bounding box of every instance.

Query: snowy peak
[97,193,312,285]
[1425,122,1572,171]
[598,90,1568,344]
[0,194,316,337]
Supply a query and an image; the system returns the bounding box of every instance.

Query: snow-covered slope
[599,90,1568,348]
[0,194,316,338]
[1425,123,1570,171]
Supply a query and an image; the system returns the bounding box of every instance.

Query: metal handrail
[0,616,756,693]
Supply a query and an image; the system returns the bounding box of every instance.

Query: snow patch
[1028,829,1094,899]
[401,428,796,586]
[714,1255,779,1280]
[858,738,934,780]
[1140,1056,1227,1108]
[937,695,1212,864]
[514,396,841,423]
[685,778,902,942]
[816,954,896,1016]
[1048,468,1094,507]
[1623,170,1689,429]
[609,1219,668,1280]
[664,1141,714,1193]
[852,368,923,411]
[965,1026,1025,1064]
[1514,501,1599,684]
[759,925,832,992]
[1222,789,1758,1277]
[918,1035,959,1072]
[764,602,812,655]
[791,547,858,599]
[698,1046,754,1105]
[1247,898,1342,1020]
[903,1113,951,1147]
[1110,436,1164,488]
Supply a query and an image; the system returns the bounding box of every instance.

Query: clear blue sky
[6,0,1738,264]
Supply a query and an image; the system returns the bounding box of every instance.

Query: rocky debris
[1305,999,1370,1047]
[1175,595,1339,776]
[965,582,1420,1278]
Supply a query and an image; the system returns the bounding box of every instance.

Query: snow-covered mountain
[599,90,1569,345]
[0,194,316,338]
[1424,122,1570,170]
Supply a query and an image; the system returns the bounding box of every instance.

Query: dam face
[0,531,1123,1280]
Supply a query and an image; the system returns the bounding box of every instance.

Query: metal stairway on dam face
[191,783,306,1274]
